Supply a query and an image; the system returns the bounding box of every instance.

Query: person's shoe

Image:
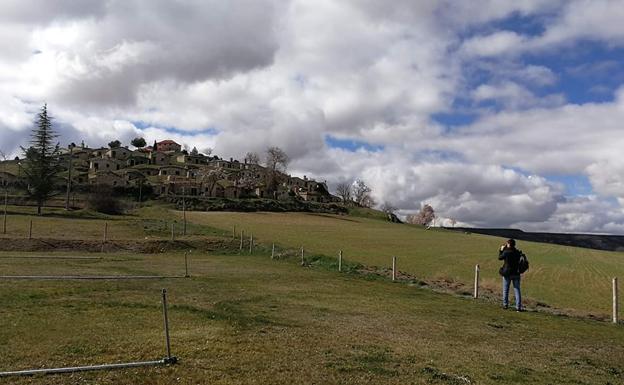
[516,308,524,312]
[503,305,508,310]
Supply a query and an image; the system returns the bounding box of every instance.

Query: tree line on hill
[3,105,319,215]
[5,104,442,225]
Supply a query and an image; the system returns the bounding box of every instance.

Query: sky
[1,0,624,233]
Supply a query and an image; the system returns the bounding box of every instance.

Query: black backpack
[518,251,529,274]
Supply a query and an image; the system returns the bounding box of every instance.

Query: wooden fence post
[474,264,480,299]
[301,246,305,266]
[233,225,236,239]
[338,250,342,272]
[271,243,275,259]
[614,277,619,324]
[28,220,32,240]
[249,234,253,253]
[2,190,7,235]
[184,251,189,278]
[182,188,187,236]
[101,222,108,253]
[239,230,244,253]
[170,223,175,241]
[392,256,397,281]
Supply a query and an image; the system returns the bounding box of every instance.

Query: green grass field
[2,205,623,316]
[1,251,623,385]
[0,205,228,240]
[1,205,624,383]
[182,211,624,317]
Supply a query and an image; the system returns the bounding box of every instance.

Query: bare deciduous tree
[199,169,223,197]
[406,204,436,226]
[244,151,260,164]
[352,179,373,207]
[360,194,376,208]
[335,182,352,203]
[380,202,397,214]
[265,147,289,195]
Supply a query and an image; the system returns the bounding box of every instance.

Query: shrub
[86,185,125,215]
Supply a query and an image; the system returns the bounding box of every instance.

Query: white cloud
[471,81,565,109]
[460,1,624,58]
[2,1,624,233]
[538,0,624,47]
[461,31,528,58]
[516,195,624,234]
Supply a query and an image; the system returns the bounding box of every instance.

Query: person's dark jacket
[499,247,521,277]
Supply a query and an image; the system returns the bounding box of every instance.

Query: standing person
[498,239,523,311]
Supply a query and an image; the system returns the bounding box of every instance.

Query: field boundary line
[0,275,187,280]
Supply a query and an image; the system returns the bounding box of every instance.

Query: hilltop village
[0,139,338,203]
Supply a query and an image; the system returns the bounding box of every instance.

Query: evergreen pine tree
[21,104,61,215]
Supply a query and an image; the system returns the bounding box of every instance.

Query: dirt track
[0,238,238,253]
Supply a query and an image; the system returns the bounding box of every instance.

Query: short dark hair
[507,239,516,247]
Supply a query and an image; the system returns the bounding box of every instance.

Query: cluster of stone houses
[1,140,337,203]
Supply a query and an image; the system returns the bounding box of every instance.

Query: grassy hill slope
[2,204,622,316]
[184,211,624,316]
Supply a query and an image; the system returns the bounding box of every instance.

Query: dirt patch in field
[0,237,239,254]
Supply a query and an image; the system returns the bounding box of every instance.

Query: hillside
[1,205,623,384]
[1,204,622,317]
[182,211,624,317]
[449,227,624,252]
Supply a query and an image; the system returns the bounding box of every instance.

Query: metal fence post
[2,190,7,235]
[161,289,172,359]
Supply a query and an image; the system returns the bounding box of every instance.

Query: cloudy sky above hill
[2,0,624,233]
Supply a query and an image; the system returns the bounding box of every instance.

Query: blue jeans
[502,275,521,310]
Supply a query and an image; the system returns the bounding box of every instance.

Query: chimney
[230,157,233,162]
